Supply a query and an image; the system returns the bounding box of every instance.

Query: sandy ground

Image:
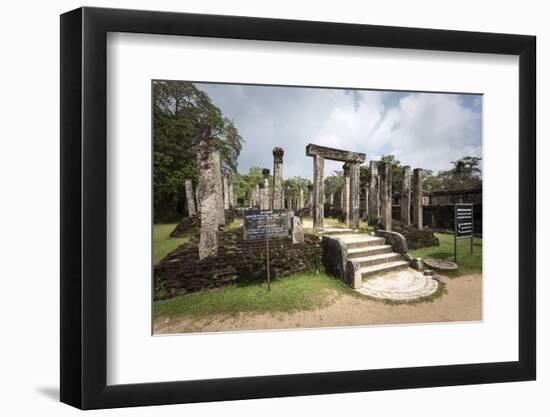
[153,273,482,334]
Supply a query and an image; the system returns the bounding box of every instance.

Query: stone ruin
[272,147,284,210]
[306,143,365,231]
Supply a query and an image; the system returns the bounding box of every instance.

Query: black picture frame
[60,6,536,410]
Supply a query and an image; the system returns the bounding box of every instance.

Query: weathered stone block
[291,216,304,244]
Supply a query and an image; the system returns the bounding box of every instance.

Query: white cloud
[196,83,482,178]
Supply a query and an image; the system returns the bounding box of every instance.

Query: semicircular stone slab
[357,268,439,301]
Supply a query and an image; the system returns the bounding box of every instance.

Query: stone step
[348,244,393,258]
[352,252,402,268]
[323,227,354,235]
[339,235,385,249]
[359,260,410,278]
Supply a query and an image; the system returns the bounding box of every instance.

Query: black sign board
[243,210,290,241]
[455,204,474,238]
[454,203,474,261]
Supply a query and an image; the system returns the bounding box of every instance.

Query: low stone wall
[392,226,439,250]
[321,236,348,280]
[375,230,408,254]
[155,228,321,300]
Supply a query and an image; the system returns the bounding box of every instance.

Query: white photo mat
[106,32,518,385]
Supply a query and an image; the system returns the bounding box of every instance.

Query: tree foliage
[423,156,482,192]
[153,81,243,222]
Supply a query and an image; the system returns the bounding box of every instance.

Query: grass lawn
[153,223,189,266]
[410,232,482,277]
[153,271,353,319]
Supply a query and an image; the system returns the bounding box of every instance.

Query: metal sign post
[243,209,290,291]
[266,232,270,291]
[454,203,474,263]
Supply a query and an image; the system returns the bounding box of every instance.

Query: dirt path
[154,273,482,334]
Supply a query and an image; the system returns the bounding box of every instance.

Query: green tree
[380,154,403,193]
[153,81,243,222]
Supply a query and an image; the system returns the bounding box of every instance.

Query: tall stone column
[349,162,361,229]
[342,163,351,226]
[196,125,218,259]
[299,188,304,210]
[313,154,325,231]
[272,147,284,210]
[379,161,392,231]
[363,183,369,220]
[195,187,200,212]
[254,183,260,208]
[212,151,225,226]
[368,161,380,225]
[223,175,230,210]
[412,168,424,230]
[281,185,285,210]
[248,189,254,208]
[329,192,334,206]
[228,181,235,208]
[401,166,412,225]
[184,179,196,217]
[261,169,270,210]
[308,184,313,209]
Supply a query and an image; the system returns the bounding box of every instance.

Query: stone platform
[356,268,439,301]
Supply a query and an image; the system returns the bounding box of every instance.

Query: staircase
[322,228,409,279]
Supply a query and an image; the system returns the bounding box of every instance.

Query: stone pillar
[261,169,270,210]
[401,166,412,225]
[412,168,424,230]
[272,147,284,210]
[184,179,196,217]
[363,183,369,220]
[254,183,260,208]
[379,161,392,231]
[212,151,225,226]
[228,181,235,208]
[299,188,304,210]
[368,161,380,225]
[329,192,334,206]
[349,162,361,229]
[196,125,218,259]
[248,189,254,208]
[308,185,313,209]
[312,154,325,231]
[342,163,351,226]
[281,185,285,209]
[223,175,230,210]
[195,187,200,212]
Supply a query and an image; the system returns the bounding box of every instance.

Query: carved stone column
[196,125,218,259]
[379,161,392,231]
[272,147,284,209]
[368,160,380,225]
[212,151,225,226]
[363,183,369,220]
[261,169,270,210]
[223,175,230,210]
[349,162,360,229]
[312,154,325,231]
[401,166,412,225]
[254,183,260,208]
[412,168,424,229]
[184,179,196,217]
[342,163,351,226]
[228,181,235,208]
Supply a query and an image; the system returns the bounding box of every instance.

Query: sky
[196,82,482,180]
